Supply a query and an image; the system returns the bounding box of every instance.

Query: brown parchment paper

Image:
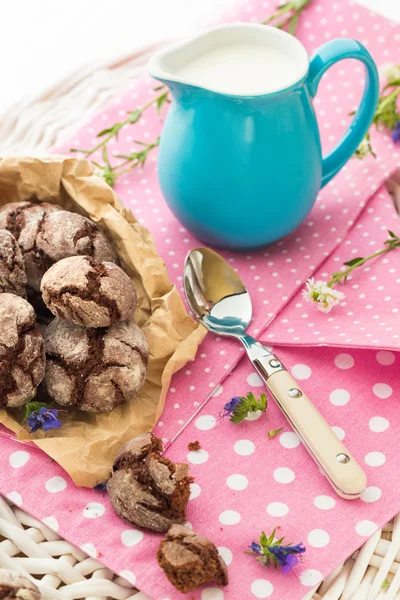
[0,155,206,487]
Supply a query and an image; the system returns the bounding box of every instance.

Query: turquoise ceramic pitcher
[149,24,379,251]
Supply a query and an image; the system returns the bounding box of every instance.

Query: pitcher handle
[307,39,379,188]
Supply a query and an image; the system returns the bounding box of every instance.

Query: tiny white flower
[382,64,400,84]
[302,278,345,313]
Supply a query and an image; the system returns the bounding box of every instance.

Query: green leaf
[97,127,115,137]
[388,230,397,238]
[382,578,390,589]
[128,109,142,124]
[267,427,283,439]
[25,402,49,420]
[155,92,170,115]
[153,85,165,91]
[342,257,364,267]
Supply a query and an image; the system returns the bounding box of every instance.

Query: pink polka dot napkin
[1,1,400,600]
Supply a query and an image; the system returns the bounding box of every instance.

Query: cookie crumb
[188,441,201,451]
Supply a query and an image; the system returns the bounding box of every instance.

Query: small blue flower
[268,543,306,573]
[282,553,299,574]
[392,122,400,143]
[249,541,262,555]
[28,407,62,433]
[222,396,242,418]
[247,528,306,574]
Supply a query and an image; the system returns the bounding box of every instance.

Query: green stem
[261,4,292,24]
[329,239,400,286]
[82,91,165,158]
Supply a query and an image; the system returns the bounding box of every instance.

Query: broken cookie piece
[107,432,193,532]
[0,568,41,599]
[41,255,137,327]
[157,524,229,593]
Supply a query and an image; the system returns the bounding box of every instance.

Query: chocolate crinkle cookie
[41,255,138,327]
[0,294,45,408]
[0,202,116,291]
[0,201,61,291]
[0,229,27,297]
[157,524,229,593]
[107,433,193,532]
[43,318,148,412]
[0,568,41,600]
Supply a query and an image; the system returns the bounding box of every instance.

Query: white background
[2,0,400,115]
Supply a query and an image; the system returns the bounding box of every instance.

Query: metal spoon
[184,247,366,500]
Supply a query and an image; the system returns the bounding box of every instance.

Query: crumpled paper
[0,155,206,487]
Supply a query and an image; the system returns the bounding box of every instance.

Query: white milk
[176,43,299,95]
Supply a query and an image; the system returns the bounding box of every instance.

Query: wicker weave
[0,495,139,600]
[1,45,399,600]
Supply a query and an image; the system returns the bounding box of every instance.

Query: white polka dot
[9,451,30,468]
[329,389,350,406]
[369,416,389,432]
[247,373,264,387]
[121,529,144,547]
[45,476,67,493]
[218,510,241,525]
[212,385,223,397]
[356,520,378,536]
[300,569,323,587]
[81,543,98,558]
[202,589,224,600]
[218,547,233,566]
[372,383,392,399]
[189,483,201,500]
[361,486,382,503]
[234,439,255,456]
[331,426,345,440]
[266,502,289,517]
[195,415,216,431]
[314,495,336,510]
[273,467,295,484]
[7,492,22,506]
[42,516,59,531]
[83,502,105,519]
[365,451,386,467]
[226,474,248,491]
[120,570,136,585]
[187,449,209,464]
[291,364,311,379]
[308,529,330,548]
[279,432,300,448]
[334,353,354,369]
[376,351,395,365]
[251,579,274,598]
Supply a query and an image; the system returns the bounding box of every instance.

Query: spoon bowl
[184,247,252,337]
